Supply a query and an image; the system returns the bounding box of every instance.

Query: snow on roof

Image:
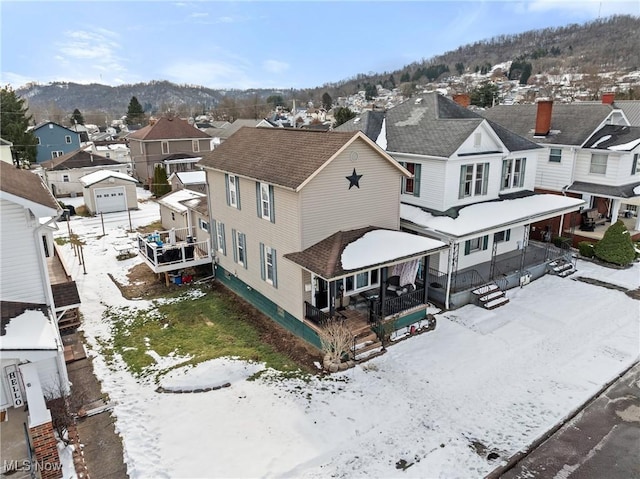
[172,171,206,185]
[341,230,447,270]
[634,185,640,195]
[591,134,612,148]
[376,118,387,150]
[608,138,640,151]
[401,194,585,238]
[157,189,205,212]
[2,309,58,350]
[79,170,138,187]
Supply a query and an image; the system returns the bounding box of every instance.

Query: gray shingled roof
[614,100,640,127]
[214,119,270,140]
[567,181,640,199]
[480,103,614,146]
[198,127,362,190]
[40,149,121,170]
[337,93,540,157]
[583,125,640,150]
[0,162,59,211]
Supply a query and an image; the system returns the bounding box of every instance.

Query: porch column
[610,199,621,223]
[635,212,640,231]
[422,256,429,305]
[329,280,336,318]
[519,225,530,274]
[19,363,51,427]
[379,267,388,319]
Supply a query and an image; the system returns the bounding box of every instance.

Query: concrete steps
[473,282,509,310]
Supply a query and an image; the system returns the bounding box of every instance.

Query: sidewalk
[66,337,129,479]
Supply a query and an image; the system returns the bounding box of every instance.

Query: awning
[566,181,640,201]
[283,226,448,280]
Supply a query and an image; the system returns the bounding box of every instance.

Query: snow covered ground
[56,189,639,478]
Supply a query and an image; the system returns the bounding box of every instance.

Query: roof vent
[415,98,423,105]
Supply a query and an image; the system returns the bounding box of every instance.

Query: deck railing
[137,229,210,269]
[428,267,487,293]
[304,301,331,326]
[370,288,425,322]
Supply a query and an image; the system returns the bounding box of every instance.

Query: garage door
[94,186,126,213]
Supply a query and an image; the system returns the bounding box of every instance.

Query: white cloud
[162,60,258,89]
[263,60,289,74]
[190,12,209,18]
[0,72,37,89]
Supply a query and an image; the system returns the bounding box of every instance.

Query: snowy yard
[56,190,639,478]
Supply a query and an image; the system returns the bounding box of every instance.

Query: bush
[593,220,636,266]
[578,241,595,257]
[552,236,571,248]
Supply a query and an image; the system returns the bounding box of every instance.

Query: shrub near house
[593,220,636,266]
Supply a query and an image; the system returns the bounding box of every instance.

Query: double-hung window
[192,140,200,153]
[590,153,608,175]
[62,174,70,183]
[402,162,421,196]
[256,182,275,222]
[65,135,72,144]
[198,218,209,232]
[226,174,241,209]
[502,158,526,189]
[464,235,489,255]
[162,141,169,155]
[232,229,247,268]
[494,229,511,243]
[212,220,226,255]
[260,243,278,287]
[336,269,379,294]
[549,148,562,163]
[459,163,489,198]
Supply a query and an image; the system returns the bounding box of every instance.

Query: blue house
[32,121,82,163]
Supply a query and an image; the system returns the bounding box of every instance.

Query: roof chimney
[453,93,470,108]
[534,99,553,136]
[601,92,615,105]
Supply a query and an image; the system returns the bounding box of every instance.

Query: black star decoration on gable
[346,168,363,189]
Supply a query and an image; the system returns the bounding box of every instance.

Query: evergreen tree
[519,63,533,85]
[266,95,284,110]
[400,72,410,83]
[126,96,146,125]
[71,108,85,125]
[593,220,636,266]
[0,86,38,166]
[151,165,171,197]
[455,62,465,75]
[321,92,332,110]
[470,83,500,108]
[333,107,356,128]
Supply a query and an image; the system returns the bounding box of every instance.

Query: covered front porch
[136,226,212,274]
[284,227,448,352]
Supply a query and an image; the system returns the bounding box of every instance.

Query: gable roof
[198,127,407,191]
[32,121,78,134]
[335,110,386,140]
[40,149,121,170]
[583,125,640,151]
[613,100,640,126]
[127,117,211,141]
[79,170,138,187]
[214,119,272,140]
[336,93,540,157]
[169,171,206,185]
[157,189,205,213]
[0,162,59,214]
[480,103,615,146]
[180,196,208,216]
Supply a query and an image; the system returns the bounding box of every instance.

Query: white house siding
[206,169,306,321]
[192,210,210,245]
[459,123,505,155]
[574,150,629,186]
[159,206,188,233]
[300,141,401,249]
[0,144,13,164]
[456,224,526,271]
[442,155,503,209]
[535,145,575,192]
[397,155,447,212]
[0,200,49,303]
[47,165,124,197]
[36,356,62,396]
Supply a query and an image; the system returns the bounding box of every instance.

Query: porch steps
[472,282,509,310]
[548,259,576,278]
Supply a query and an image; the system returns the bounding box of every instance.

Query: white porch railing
[137,227,212,273]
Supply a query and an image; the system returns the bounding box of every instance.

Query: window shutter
[259,242,266,280]
[211,218,218,251]
[235,176,241,210]
[220,224,226,255]
[632,154,638,175]
[482,235,489,250]
[224,174,230,206]
[255,182,261,218]
[241,233,247,269]
[413,164,421,197]
[506,229,511,241]
[520,159,526,187]
[464,240,471,255]
[482,163,489,194]
[458,166,466,199]
[272,248,278,288]
[232,229,237,263]
[269,185,275,223]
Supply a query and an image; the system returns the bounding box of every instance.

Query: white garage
[80,170,139,214]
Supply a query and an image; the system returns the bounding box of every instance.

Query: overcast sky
[1,1,638,90]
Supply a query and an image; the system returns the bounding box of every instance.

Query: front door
[314,277,328,310]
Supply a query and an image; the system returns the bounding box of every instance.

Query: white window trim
[589,153,608,175]
[260,182,270,220]
[264,246,274,285]
[235,230,245,266]
[228,175,238,208]
[192,139,200,153]
[549,148,562,163]
[65,135,72,144]
[62,174,70,182]
[502,158,526,189]
[161,141,169,155]
[337,270,380,295]
[199,218,209,232]
[216,221,224,254]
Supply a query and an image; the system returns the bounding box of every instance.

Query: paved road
[500,362,640,479]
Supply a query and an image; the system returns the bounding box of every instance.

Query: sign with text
[5,365,24,408]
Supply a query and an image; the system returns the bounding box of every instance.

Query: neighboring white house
[37,148,127,197]
[0,161,68,473]
[79,170,139,214]
[90,141,132,164]
[0,138,13,164]
[157,188,206,234]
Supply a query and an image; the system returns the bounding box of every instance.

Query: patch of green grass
[136,220,163,234]
[103,289,304,380]
[55,237,70,246]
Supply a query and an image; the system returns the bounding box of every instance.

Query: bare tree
[319,320,354,365]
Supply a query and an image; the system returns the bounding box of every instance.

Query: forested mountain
[14,14,640,125]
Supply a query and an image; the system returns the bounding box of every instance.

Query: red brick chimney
[453,93,471,108]
[534,99,553,136]
[601,92,615,105]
